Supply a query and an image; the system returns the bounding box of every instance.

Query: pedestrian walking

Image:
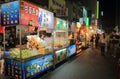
[99,33,106,56]
[109,30,120,58]
[95,33,100,48]
[90,35,94,48]
[105,33,110,53]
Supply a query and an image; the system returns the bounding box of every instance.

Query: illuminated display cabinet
[1,1,78,79]
[2,1,54,79]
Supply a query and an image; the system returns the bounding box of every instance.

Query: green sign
[56,18,68,30]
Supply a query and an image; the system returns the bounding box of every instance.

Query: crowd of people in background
[90,29,120,78]
[90,30,120,58]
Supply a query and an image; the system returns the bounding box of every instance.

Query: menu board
[55,18,68,30]
[38,8,54,29]
[5,59,23,79]
[20,1,39,26]
[1,1,20,26]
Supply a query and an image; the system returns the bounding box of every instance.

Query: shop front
[1,1,54,79]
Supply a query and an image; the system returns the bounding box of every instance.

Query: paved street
[1,48,117,79]
[38,48,117,79]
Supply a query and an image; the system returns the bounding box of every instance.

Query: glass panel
[4,26,53,59]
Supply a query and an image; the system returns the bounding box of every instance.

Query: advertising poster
[1,1,20,26]
[38,8,54,29]
[67,44,76,56]
[55,48,67,64]
[20,1,39,26]
[25,54,53,78]
[55,18,68,30]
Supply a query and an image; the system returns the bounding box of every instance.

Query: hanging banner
[1,1,20,26]
[38,8,54,29]
[55,18,68,30]
[20,1,39,26]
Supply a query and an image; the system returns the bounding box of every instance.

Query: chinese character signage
[1,1,20,26]
[38,8,54,29]
[55,18,68,30]
[20,1,39,26]
[83,7,87,26]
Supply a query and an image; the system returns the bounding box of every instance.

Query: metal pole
[19,25,23,79]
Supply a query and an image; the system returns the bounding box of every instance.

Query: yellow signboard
[49,0,66,13]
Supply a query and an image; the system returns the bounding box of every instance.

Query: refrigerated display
[53,18,69,50]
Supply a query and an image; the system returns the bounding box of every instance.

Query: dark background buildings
[99,0,119,32]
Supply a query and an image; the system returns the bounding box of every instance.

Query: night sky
[99,0,116,30]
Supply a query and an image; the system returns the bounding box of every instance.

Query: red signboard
[0,9,4,33]
[0,26,4,33]
[20,1,39,26]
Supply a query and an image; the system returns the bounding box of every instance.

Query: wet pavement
[38,48,117,79]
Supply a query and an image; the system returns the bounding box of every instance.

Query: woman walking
[99,33,106,56]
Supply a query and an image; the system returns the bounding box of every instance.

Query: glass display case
[53,18,69,64]
[54,31,68,50]
[53,18,69,50]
